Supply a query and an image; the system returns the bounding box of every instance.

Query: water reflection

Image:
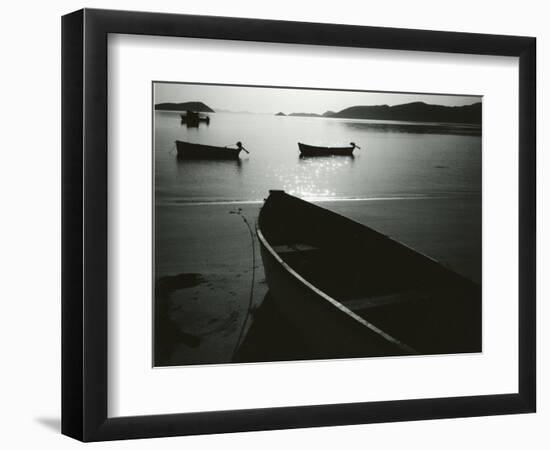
[297,154,356,167]
[342,120,481,136]
[299,153,355,161]
[280,154,358,198]
[176,155,245,175]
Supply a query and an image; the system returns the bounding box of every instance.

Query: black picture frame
[62,8,536,442]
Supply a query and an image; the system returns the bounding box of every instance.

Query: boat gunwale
[256,221,418,355]
[298,142,355,151]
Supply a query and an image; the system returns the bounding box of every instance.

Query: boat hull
[258,231,413,358]
[298,142,355,156]
[176,141,241,160]
[257,191,481,358]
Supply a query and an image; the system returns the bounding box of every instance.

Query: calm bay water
[154,111,481,203]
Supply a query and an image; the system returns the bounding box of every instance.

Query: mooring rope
[230,208,257,360]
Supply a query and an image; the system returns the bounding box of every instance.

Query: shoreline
[156,191,481,207]
[155,195,481,367]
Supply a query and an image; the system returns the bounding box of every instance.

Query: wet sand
[154,195,481,366]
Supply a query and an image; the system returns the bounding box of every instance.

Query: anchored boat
[175,141,248,160]
[257,191,481,359]
[180,110,210,127]
[298,142,360,156]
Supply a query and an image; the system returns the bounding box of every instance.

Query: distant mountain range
[275,102,482,124]
[154,101,214,112]
[288,112,323,117]
[155,100,481,124]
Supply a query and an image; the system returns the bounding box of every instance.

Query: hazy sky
[154,82,481,114]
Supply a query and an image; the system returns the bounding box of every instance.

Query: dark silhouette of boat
[257,190,481,359]
[175,140,248,160]
[180,110,210,127]
[298,142,360,156]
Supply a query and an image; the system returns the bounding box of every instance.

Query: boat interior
[259,192,481,354]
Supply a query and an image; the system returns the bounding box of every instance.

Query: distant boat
[175,140,248,160]
[180,110,210,127]
[298,142,360,156]
[257,190,481,358]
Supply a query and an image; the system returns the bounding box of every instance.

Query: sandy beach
[154,195,480,366]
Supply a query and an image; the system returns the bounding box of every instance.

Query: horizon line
[154,99,482,116]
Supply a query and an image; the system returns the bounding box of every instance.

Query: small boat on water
[298,142,360,157]
[175,140,248,160]
[257,191,481,359]
[180,110,210,127]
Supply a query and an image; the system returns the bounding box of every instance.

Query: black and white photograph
[153,82,482,367]
[0,0,541,446]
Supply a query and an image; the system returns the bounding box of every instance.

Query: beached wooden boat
[175,140,248,160]
[257,190,481,359]
[298,142,360,156]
